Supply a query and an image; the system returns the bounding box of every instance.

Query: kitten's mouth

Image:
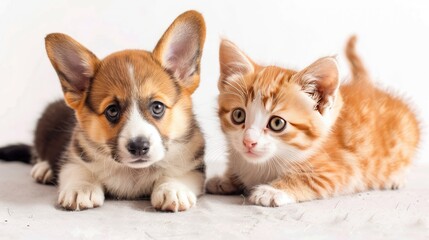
[244,150,260,158]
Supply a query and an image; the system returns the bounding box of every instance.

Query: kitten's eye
[105,104,120,123]
[231,108,246,124]
[268,116,287,132]
[150,101,166,119]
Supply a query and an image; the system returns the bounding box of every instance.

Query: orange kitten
[206,36,420,207]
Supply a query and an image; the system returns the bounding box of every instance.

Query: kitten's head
[218,40,340,164]
[45,11,205,168]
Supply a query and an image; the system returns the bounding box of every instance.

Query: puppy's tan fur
[29,10,207,212]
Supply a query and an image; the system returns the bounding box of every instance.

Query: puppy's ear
[45,33,99,109]
[293,57,340,115]
[218,39,255,91]
[153,10,206,94]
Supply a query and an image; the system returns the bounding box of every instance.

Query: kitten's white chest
[232,156,287,190]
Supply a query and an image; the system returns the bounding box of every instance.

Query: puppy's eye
[268,116,287,132]
[105,104,120,123]
[150,101,165,119]
[231,108,246,124]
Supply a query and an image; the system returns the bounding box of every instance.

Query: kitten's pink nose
[243,139,257,149]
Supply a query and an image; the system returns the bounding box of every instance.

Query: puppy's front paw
[31,161,54,184]
[206,175,238,195]
[58,185,104,211]
[151,183,196,212]
[248,185,294,207]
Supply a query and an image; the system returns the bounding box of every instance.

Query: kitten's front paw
[206,176,238,195]
[58,185,104,211]
[248,185,295,207]
[151,183,196,212]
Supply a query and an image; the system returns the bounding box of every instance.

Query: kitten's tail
[0,144,34,164]
[345,35,370,84]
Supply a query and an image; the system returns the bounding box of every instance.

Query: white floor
[0,161,428,240]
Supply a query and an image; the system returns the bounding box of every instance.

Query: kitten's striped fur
[207,36,420,207]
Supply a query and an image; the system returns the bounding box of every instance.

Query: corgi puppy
[0,10,206,212]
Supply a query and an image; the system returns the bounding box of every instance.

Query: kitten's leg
[249,173,336,207]
[248,184,295,207]
[30,159,54,184]
[206,164,242,194]
[151,170,204,212]
[57,163,104,211]
[206,174,241,195]
[384,169,408,190]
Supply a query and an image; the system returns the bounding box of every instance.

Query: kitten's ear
[45,33,99,109]
[294,57,340,114]
[219,39,254,90]
[153,10,206,94]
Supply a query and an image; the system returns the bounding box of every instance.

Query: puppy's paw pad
[206,176,237,194]
[151,183,196,212]
[31,161,53,184]
[58,186,104,211]
[248,185,294,207]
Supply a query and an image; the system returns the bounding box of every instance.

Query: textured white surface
[1,162,428,240]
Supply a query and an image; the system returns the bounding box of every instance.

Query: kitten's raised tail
[345,35,370,83]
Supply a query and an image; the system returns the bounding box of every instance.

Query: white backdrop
[0,0,428,164]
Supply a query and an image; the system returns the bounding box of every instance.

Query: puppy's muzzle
[126,137,150,157]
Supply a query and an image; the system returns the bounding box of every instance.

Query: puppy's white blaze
[128,64,135,83]
[118,103,165,167]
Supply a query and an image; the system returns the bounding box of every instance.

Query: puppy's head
[45,10,206,168]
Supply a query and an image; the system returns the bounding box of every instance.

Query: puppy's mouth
[129,158,149,164]
[121,157,154,169]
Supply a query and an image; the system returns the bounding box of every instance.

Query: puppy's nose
[127,137,150,156]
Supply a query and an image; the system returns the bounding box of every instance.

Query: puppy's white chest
[96,163,162,199]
